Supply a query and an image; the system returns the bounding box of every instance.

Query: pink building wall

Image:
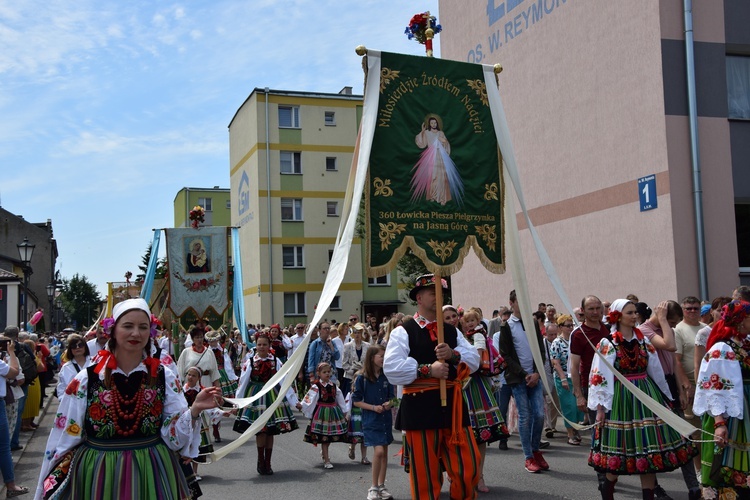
[439,0,738,313]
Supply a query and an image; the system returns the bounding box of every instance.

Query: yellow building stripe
[258,190,345,199]
[230,143,355,176]
[243,282,363,295]
[259,237,361,245]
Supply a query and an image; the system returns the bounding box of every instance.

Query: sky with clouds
[0,1,441,297]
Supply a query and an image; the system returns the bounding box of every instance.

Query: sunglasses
[684,307,700,312]
[71,343,84,349]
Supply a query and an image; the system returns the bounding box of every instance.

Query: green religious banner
[366,51,504,277]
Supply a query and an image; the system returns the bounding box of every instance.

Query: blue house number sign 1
[638,175,657,212]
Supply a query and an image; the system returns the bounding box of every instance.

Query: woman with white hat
[36,298,222,499]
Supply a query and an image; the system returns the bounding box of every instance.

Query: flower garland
[189,205,205,229]
[404,12,442,47]
[173,271,224,293]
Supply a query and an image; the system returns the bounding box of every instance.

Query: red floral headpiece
[607,310,622,325]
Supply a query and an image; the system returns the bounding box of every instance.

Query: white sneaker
[378,485,392,499]
[367,487,380,500]
[324,461,334,469]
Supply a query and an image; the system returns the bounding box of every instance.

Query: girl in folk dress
[352,344,395,500]
[233,333,299,475]
[206,330,238,443]
[693,300,750,499]
[36,298,222,500]
[588,299,698,500]
[459,309,509,494]
[301,362,348,469]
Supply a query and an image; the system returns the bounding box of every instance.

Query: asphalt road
[12,391,694,499]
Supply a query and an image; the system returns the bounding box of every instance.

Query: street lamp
[46,283,56,333]
[17,237,35,331]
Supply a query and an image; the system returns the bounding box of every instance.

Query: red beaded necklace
[108,375,148,437]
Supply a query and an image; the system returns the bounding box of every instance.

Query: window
[737,204,750,267]
[325,157,337,171]
[281,198,303,221]
[368,275,390,286]
[280,151,302,174]
[282,246,304,268]
[324,111,336,126]
[197,197,212,211]
[727,56,750,119]
[328,249,334,264]
[278,106,300,128]
[330,296,342,310]
[327,201,339,217]
[284,292,306,315]
[225,199,231,209]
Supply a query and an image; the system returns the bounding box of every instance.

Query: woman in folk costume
[410,114,464,207]
[205,330,237,443]
[588,299,698,500]
[459,308,509,494]
[36,298,222,500]
[176,327,221,392]
[693,300,750,499]
[233,333,299,475]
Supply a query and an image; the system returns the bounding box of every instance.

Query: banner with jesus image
[366,51,504,277]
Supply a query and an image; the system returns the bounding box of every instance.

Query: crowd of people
[0,281,749,499]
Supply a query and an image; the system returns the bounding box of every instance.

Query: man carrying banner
[383,274,480,500]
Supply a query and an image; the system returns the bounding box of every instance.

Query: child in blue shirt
[352,344,395,500]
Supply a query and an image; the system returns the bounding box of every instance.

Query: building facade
[228,87,404,325]
[0,207,58,330]
[173,187,232,228]
[439,0,749,311]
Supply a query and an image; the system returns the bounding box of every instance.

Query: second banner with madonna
[366,51,505,277]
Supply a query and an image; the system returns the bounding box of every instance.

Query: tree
[59,274,101,330]
[398,249,430,304]
[136,242,168,283]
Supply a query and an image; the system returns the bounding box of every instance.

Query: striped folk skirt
[588,373,698,475]
[43,435,192,500]
[303,402,348,445]
[217,369,238,399]
[347,406,364,444]
[700,381,750,493]
[463,373,509,444]
[232,381,298,435]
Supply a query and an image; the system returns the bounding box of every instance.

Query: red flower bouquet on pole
[189,206,205,229]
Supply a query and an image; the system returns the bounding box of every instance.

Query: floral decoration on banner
[475,224,497,252]
[380,68,400,93]
[699,372,735,391]
[189,205,205,229]
[404,12,441,44]
[173,271,224,292]
[466,79,489,106]
[372,177,393,197]
[379,222,407,251]
[607,310,622,325]
[428,239,457,263]
[483,182,499,201]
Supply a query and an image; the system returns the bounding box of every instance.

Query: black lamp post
[55,298,62,331]
[46,283,56,333]
[17,237,35,331]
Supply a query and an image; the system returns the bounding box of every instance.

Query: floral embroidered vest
[84,365,166,441]
[250,356,277,384]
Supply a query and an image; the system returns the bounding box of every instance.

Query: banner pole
[434,272,448,406]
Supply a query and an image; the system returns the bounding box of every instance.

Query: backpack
[15,342,38,386]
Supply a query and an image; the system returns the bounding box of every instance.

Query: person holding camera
[0,334,30,496]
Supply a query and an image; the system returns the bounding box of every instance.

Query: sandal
[361,457,371,465]
[348,445,355,460]
[6,486,29,498]
[567,437,581,445]
[477,476,490,493]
